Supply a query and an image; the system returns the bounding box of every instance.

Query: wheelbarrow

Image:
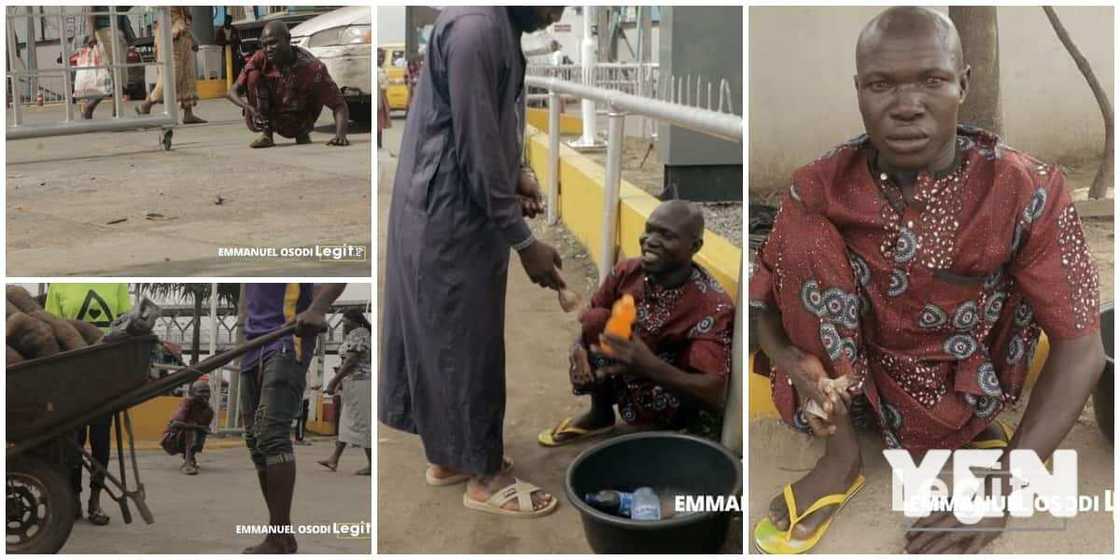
[6,324,298,554]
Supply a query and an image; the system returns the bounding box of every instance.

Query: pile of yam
[6,286,103,366]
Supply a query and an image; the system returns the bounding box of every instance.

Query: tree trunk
[949,7,1003,136]
[1043,6,1114,200]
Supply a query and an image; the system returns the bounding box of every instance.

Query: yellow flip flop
[537,417,614,447]
[964,419,1051,467]
[753,474,866,554]
[965,419,1014,449]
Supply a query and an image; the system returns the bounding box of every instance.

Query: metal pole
[107,6,123,118]
[24,7,38,103]
[7,17,25,127]
[225,283,247,430]
[57,7,74,123]
[208,284,220,433]
[156,7,179,123]
[721,256,744,455]
[598,108,625,282]
[6,114,182,139]
[526,76,743,143]
[574,6,598,148]
[547,89,560,225]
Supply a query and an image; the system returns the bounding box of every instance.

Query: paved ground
[376,121,742,554]
[59,437,371,554]
[748,394,1114,554]
[6,99,371,276]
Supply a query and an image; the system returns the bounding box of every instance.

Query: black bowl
[565,431,742,553]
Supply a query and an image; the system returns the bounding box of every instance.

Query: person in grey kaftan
[379,6,567,516]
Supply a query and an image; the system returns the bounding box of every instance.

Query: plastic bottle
[584,490,633,517]
[601,294,636,355]
[631,487,661,520]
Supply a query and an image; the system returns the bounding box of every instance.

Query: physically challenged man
[539,201,735,445]
[380,6,569,518]
[750,7,1105,554]
[160,380,215,475]
[238,283,346,553]
[226,21,350,148]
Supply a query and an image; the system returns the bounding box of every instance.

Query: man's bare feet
[182,114,207,124]
[767,451,861,540]
[467,471,554,513]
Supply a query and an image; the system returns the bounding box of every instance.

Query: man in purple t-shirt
[239,283,346,554]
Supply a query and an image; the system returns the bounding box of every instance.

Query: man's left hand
[595,333,657,373]
[904,509,1006,554]
[327,136,350,147]
[293,309,329,337]
[517,169,544,218]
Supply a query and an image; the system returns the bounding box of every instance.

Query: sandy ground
[747,158,1114,553]
[6,99,371,276]
[54,438,371,554]
[748,399,1114,554]
[376,121,743,554]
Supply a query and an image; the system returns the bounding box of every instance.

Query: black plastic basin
[566,432,742,554]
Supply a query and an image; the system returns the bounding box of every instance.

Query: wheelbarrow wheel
[6,457,76,554]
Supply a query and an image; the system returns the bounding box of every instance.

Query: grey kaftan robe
[379,7,530,475]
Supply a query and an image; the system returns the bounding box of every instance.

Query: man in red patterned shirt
[539,200,735,445]
[227,21,350,148]
[751,7,1105,554]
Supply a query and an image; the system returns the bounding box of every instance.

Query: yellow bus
[380,42,410,112]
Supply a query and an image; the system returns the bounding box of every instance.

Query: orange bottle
[602,294,636,355]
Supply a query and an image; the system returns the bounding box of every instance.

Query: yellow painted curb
[196,78,227,100]
[526,107,583,135]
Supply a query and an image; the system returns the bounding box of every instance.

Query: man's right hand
[517,239,566,290]
[774,347,844,436]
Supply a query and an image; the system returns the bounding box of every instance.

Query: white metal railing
[5,6,178,140]
[524,72,743,453]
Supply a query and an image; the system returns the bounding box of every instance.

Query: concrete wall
[748,6,1114,192]
[659,6,744,166]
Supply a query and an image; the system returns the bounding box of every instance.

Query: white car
[290,6,372,125]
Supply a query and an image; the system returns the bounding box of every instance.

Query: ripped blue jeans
[241,349,307,469]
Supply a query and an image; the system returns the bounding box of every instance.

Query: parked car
[290,6,372,126]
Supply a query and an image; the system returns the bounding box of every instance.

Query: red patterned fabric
[581,258,735,427]
[750,126,1100,453]
[237,47,345,138]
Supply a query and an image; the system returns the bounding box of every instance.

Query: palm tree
[135,283,240,365]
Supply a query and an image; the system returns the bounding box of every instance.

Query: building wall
[748,6,1114,192]
[659,6,744,166]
